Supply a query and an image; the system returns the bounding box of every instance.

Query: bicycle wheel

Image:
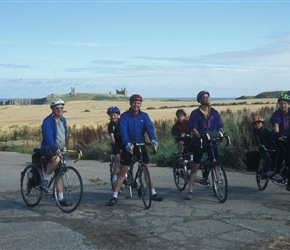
[53,166,83,213]
[20,164,42,207]
[173,158,188,191]
[256,157,269,190]
[211,162,228,203]
[139,164,152,209]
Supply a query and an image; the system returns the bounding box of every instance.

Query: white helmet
[50,98,65,107]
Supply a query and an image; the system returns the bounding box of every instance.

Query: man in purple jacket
[186,91,224,200]
[108,94,163,206]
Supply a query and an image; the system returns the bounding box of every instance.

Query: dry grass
[0,98,277,131]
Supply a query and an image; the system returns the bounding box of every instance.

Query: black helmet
[106,106,121,115]
[196,90,210,102]
[129,94,143,103]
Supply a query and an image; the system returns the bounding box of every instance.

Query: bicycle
[110,142,153,209]
[173,131,231,203]
[248,148,288,191]
[20,148,83,213]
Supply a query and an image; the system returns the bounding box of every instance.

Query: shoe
[108,197,118,206]
[185,192,193,200]
[41,178,50,192]
[59,199,71,207]
[286,185,290,192]
[272,174,283,182]
[152,193,163,201]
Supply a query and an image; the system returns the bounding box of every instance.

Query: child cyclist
[270,93,290,191]
[252,115,276,178]
[171,108,192,158]
[107,106,122,187]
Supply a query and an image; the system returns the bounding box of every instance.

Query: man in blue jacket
[40,98,69,206]
[186,90,224,200]
[108,94,163,206]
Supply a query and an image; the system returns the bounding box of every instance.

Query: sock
[151,189,156,195]
[189,188,193,193]
[112,175,117,182]
[113,192,118,198]
[58,192,64,201]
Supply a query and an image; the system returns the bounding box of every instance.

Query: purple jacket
[270,108,290,136]
[189,107,224,146]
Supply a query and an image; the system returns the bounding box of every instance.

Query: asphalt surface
[0,151,290,250]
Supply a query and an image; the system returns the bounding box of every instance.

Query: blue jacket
[189,107,224,147]
[270,108,290,136]
[40,114,68,154]
[120,109,156,145]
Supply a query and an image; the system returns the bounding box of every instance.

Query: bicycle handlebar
[62,148,82,163]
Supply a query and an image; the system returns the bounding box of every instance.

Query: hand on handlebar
[125,143,134,154]
[151,140,158,153]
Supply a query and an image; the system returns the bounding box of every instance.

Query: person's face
[253,122,263,129]
[279,100,289,113]
[109,113,119,122]
[130,101,142,112]
[52,104,64,117]
[177,113,186,122]
[200,94,210,105]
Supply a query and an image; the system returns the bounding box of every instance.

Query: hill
[236,90,290,100]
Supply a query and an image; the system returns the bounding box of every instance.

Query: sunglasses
[55,107,64,110]
[254,122,261,125]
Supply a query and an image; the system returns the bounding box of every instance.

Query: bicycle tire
[139,164,152,209]
[255,156,269,191]
[53,166,83,213]
[211,162,228,203]
[173,158,188,191]
[20,164,42,207]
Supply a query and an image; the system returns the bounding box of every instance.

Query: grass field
[0,98,277,130]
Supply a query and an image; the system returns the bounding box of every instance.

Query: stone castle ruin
[116,87,128,96]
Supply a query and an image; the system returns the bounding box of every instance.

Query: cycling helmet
[50,98,65,107]
[277,93,290,103]
[196,90,210,102]
[252,115,265,124]
[176,108,187,116]
[129,94,143,103]
[106,106,121,115]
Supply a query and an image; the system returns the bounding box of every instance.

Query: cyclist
[108,94,163,206]
[171,108,192,158]
[270,93,290,191]
[39,98,69,206]
[251,115,276,178]
[186,90,224,200]
[107,106,122,187]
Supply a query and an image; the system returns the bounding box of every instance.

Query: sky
[1,0,290,99]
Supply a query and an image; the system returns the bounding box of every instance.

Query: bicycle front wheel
[20,164,42,207]
[139,164,152,209]
[256,157,269,191]
[173,159,188,191]
[211,162,228,203]
[53,166,83,213]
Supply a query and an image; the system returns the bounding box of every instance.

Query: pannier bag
[245,151,261,171]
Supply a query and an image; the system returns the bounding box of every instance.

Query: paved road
[0,151,290,250]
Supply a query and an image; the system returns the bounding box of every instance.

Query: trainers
[272,174,283,182]
[286,185,290,192]
[41,178,50,192]
[152,193,163,201]
[59,199,71,207]
[185,192,193,200]
[108,197,118,206]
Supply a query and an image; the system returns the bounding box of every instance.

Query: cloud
[0,63,31,69]
[53,41,123,47]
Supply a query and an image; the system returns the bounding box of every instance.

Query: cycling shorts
[121,145,149,165]
[192,146,218,164]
